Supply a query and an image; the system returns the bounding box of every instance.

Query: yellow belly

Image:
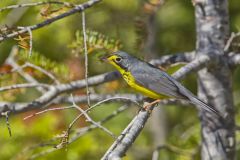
[122,71,168,99]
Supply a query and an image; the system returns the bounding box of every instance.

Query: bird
[101,51,219,116]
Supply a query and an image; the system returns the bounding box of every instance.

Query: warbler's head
[101,51,137,72]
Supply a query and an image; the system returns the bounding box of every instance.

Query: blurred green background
[0,0,240,160]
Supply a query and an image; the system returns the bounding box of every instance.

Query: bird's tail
[175,82,220,116]
[166,75,221,116]
[188,96,220,116]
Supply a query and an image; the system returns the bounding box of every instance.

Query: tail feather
[189,96,220,116]
[165,74,221,117]
[174,81,221,116]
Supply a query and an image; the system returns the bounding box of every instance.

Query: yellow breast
[121,71,167,99]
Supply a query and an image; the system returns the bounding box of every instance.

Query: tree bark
[194,0,235,159]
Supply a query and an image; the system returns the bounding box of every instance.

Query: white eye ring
[115,57,122,63]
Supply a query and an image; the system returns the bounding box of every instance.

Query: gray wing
[131,63,185,99]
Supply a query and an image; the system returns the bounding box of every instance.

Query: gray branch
[0,1,76,12]
[0,71,120,113]
[101,105,155,160]
[0,93,190,114]
[0,0,101,42]
[150,51,195,67]
[172,54,210,80]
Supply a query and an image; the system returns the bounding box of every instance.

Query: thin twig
[82,11,91,106]
[1,111,12,137]
[224,32,240,53]
[23,106,74,120]
[58,93,143,104]
[25,62,60,84]
[26,27,33,57]
[69,105,129,143]
[63,96,140,136]
[62,96,140,142]
[0,83,49,92]
[6,46,47,93]
[0,1,76,12]
[83,97,140,113]
[70,95,116,138]
[29,105,129,159]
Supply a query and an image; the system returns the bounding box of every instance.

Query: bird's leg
[143,99,161,110]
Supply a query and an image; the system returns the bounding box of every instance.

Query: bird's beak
[100,54,112,62]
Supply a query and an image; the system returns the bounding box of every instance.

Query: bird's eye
[115,57,122,63]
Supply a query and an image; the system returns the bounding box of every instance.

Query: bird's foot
[142,99,161,112]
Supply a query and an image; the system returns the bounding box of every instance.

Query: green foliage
[69,30,122,55]
[18,50,69,81]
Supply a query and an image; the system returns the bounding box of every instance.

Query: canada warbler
[101,51,219,115]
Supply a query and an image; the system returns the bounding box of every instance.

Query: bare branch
[28,105,129,159]
[69,105,129,143]
[0,83,49,92]
[82,11,91,106]
[24,62,60,84]
[23,106,74,120]
[26,27,33,57]
[0,71,120,113]
[0,92,190,114]
[54,95,140,150]
[0,1,76,12]
[58,94,144,104]
[150,51,195,67]
[172,55,210,80]
[6,46,47,93]
[101,104,156,160]
[224,32,240,53]
[0,0,101,42]
[70,96,115,138]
